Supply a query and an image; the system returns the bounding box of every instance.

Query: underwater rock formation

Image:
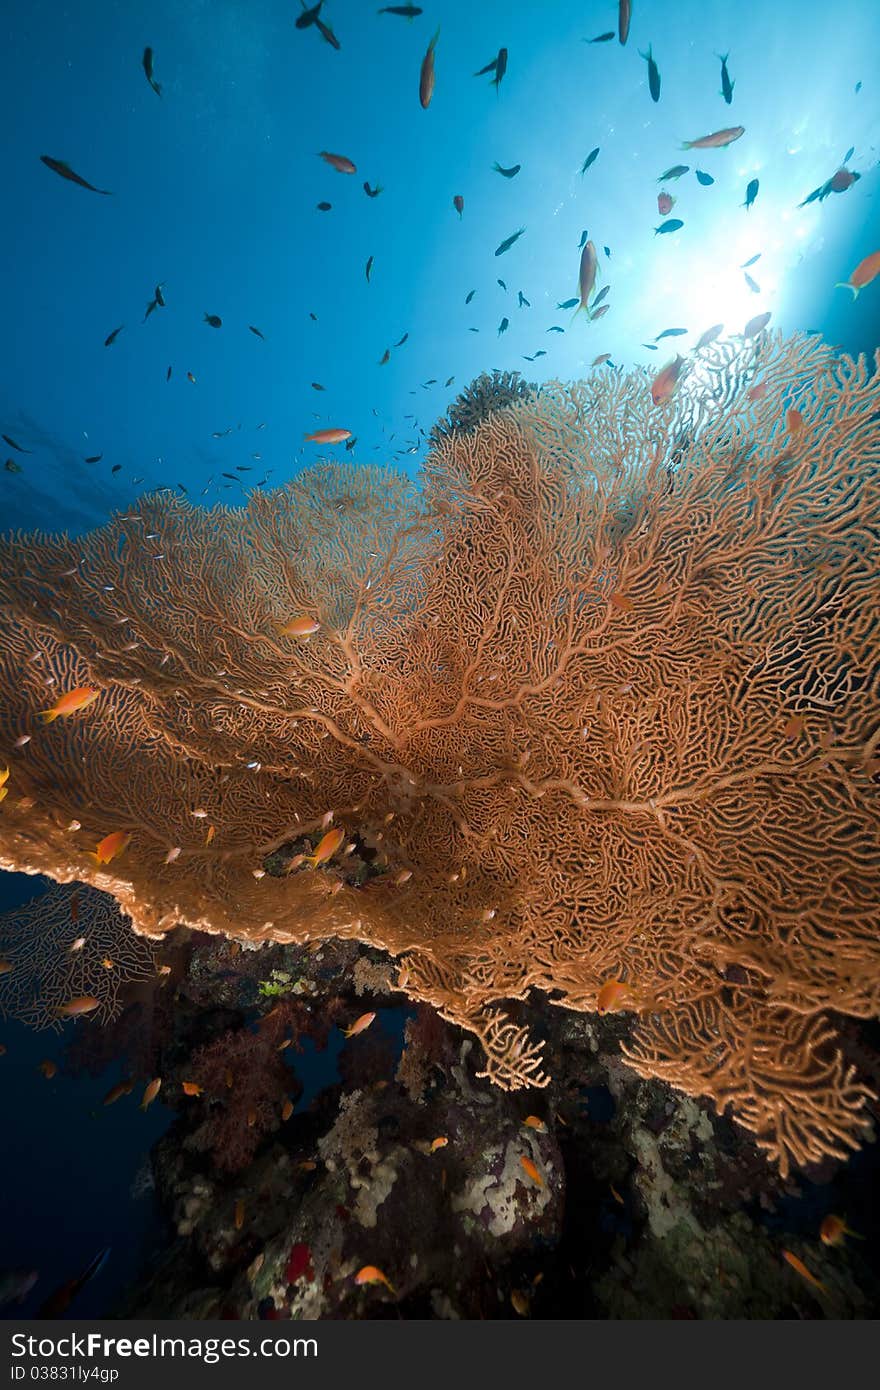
[0,333,878,1179]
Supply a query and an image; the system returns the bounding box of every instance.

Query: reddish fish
[420,27,440,108]
[92,830,131,866]
[57,996,100,1018]
[40,686,99,723]
[343,1010,376,1038]
[835,249,880,299]
[318,151,356,174]
[277,615,320,639]
[304,428,352,444]
[657,191,675,216]
[453,194,464,218]
[355,1264,396,1293]
[618,0,631,45]
[682,127,744,149]
[651,355,685,405]
[310,826,346,866]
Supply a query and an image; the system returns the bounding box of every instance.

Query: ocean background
[1,0,878,1317]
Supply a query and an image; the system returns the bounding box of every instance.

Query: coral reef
[429,368,536,446]
[0,334,878,1177]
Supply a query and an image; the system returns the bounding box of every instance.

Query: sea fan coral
[430,368,536,445]
[0,332,878,1177]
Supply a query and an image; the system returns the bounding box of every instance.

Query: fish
[741,253,761,267]
[835,249,880,299]
[465,289,476,304]
[144,283,166,321]
[717,52,735,104]
[523,1115,546,1131]
[695,169,715,185]
[316,201,331,211]
[782,1250,827,1296]
[655,327,687,339]
[497,278,507,291]
[744,272,760,293]
[557,298,579,310]
[581,147,600,174]
[166,365,172,380]
[363,181,383,197]
[343,1011,376,1039]
[829,167,859,194]
[651,354,685,405]
[578,230,589,248]
[819,1214,862,1247]
[92,830,132,865]
[695,322,724,349]
[36,1249,110,1319]
[314,11,341,49]
[743,310,771,337]
[419,26,440,109]
[0,957,12,973]
[640,45,661,102]
[281,1098,294,1121]
[378,5,423,14]
[655,218,684,235]
[586,32,615,43]
[493,162,520,178]
[430,1136,448,1152]
[104,325,124,346]
[395,331,409,346]
[511,1289,530,1316]
[40,156,112,194]
[354,1265,395,1293]
[84,454,103,463]
[657,191,675,215]
[319,151,355,174]
[476,47,508,89]
[204,313,222,328]
[57,996,100,1018]
[5,458,22,473]
[658,164,689,181]
[309,826,346,866]
[592,285,610,308]
[365,255,374,281]
[518,291,530,307]
[798,181,829,208]
[597,978,635,1012]
[39,1059,57,1079]
[498,317,509,335]
[2,434,33,453]
[103,1080,134,1105]
[592,353,611,366]
[682,126,744,149]
[520,1155,544,1187]
[576,239,598,319]
[142,46,161,97]
[453,195,464,218]
[742,178,759,210]
[304,428,352,444]
[619,0,631,45]
[277,615,320,640]
[378,348,391,365]
[140,1078,162,1111]
[495,226,525,256]
[40,686,99,723]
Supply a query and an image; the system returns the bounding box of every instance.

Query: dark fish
[2,435,32,453]
[717,52,735,104]
[547,326,564,333]
[144,284,165,321]
[493,162,520,178]
[581,147,600,173]
[642,344,658,351]
[474,55,499,77]
[640,45,661,102]
[166,365,172,381]
[377,5,423,14]
[453,194,464,217]
[585,32,615,43]
[742,178,759,210]
[4,458,21,473]
[445,375,454,385]
[249,325,265,339]
[366,255,374,282]
[344,435,358,450]
[84,453,103,463]
[517,291,530,307]
[658,164,689,181]
[498,317,509,335]
[495,226,525,256]
[619,1,631,45]
[798,182,827,208]
[142,47,161,97]
[843,146,854,163]
[604,245,611,257]
[204,313,222,328]
[578,230,589,249]
[316,201,332,211]
[104,325,124,346]
[311,382,325,390]
[37,1249,110,1320]
[155,285,165,306]
[378,348,391,364]
[695,169,714,185]
[654,218,684,235]
[296,1,323,27]
[493,48,508,90]
[40,156,112,195]
[465,289,476,303]
[655,327,687,339]
[363,181,383,197]
[741,253,761,267]
[111,464,122,473]
[315,12,341,48]
[744,272,760,293]
[394,331,409,346]
[557,298,579,310]
[855,81,861,93]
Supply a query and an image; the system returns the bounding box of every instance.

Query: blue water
[0,0,878,1317]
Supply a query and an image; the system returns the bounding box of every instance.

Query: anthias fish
[419,27,440,108]
[682,126,744,149]
[142,47,161,97]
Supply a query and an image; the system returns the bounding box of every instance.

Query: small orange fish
[39,1059,57,1079]
[835,249,880,300]
[69,937,86,952]
[610,1182,625,1206]
[354,1264,396,1293]
[205,824,215,845]
[520,1155,544,1187]
[234,1199,245,1230]
[277,615,321,640]
[0,767,8,803]
[140,1077,162,1111]
[101,958,114,970]
[281,1098,294,1121]
[304,428,352,445]
[782,1248,827,1295]
[651,354,684,405]
[523,1116,546,1131]
[102,1079,134,1105]
[430,1136,448,1152]
[819,1214,862,1247]
[40,686,99,723]
[297,1160,317,1173]
[57,995,99,1017]
[187,371,196,383]
[181,1081,203,1096]
[92,830,131,865]
[247,1107,257,1127]
[164,846,181,864]
[419,27,440,108]
[318,151,356,175]
[597,978,633,1014]
[343,1010,376,1038]
[310,826,345,866]
[510,1289,530,1316]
